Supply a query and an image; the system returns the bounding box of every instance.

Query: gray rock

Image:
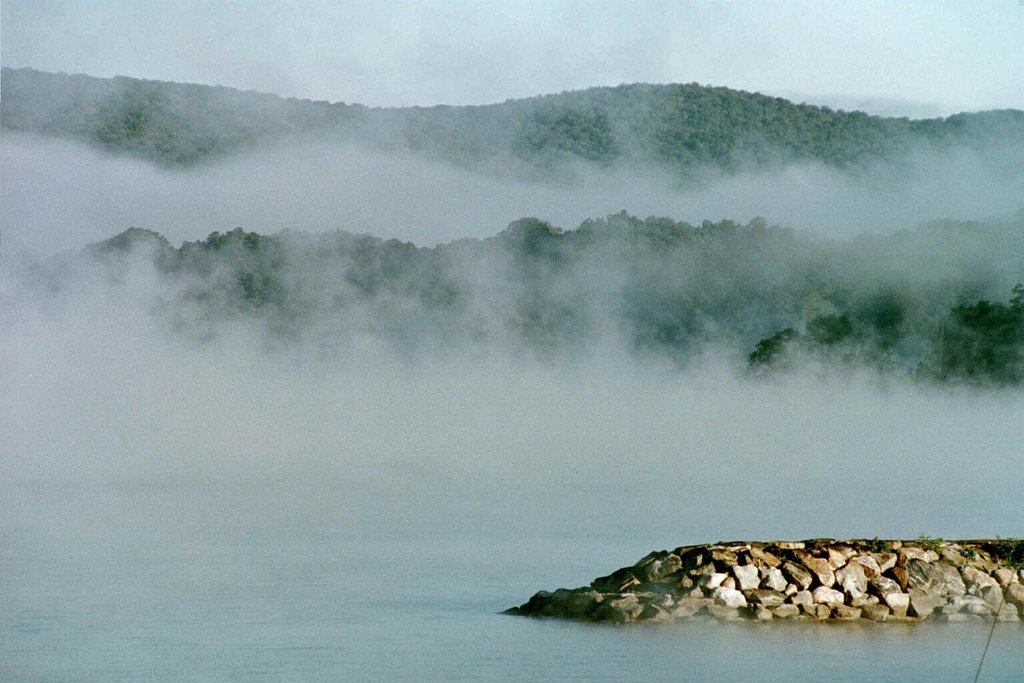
[862,603,890,622]
[797,553,836,588]
[850,555,881,578]
[996,603,1020,622]
[869,574,902,597]
[746,590,786,609]
[1005,583,1024,612]
[707,604,743,621]
[962,565,998,593]
[836,562,868,599]
[908,588,946,619]
[792,590,814,611]
[833,605,862,620]
[906,559,965,597]
[881,592,910,617]
[872,552,897,573]
[773,604,801,619]
[850,594,879,608]
[670,597,711,619]
[812,586,846,606]
[698,573,728,590]
[980,585,1005,612]
[753,606,774,621]
[642,554,683,582]
[782,561,813,590]
[993,568,1016,586]
[733,564,760,591]
[593,594,643,623]
[712,586,748,609]
[762,566,788,592]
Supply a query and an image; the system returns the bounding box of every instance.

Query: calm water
[3,478,1022,682]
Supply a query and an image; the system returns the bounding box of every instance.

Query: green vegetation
[52,209,1022,385]
[4,67,1022,172]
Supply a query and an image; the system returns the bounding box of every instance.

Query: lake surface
[3,477,1022,682]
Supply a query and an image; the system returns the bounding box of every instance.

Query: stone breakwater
[507,539,1024,624]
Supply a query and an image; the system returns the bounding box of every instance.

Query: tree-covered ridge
[46,211,1023,385]
[3,67,1022,171]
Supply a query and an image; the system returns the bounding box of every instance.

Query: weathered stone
[747,590,787,609]
[561,590,602,618]
[1005,583,1024,612]
[862,603,890,622]
[749,547,782,568]
[698,573,728,590]
[906,559,965,597]
[962,565,999,593]
[721,576,737,590]
[712,586,748,609]
[941,612,987,623]
[670,597,712,619]
[940,547,968,567]
[782,561,813,590]
[993,568,1016,586]
[733,564,760,591]
[688,562,717,576]
[711,548,738,565]
[792,590,814,612]
[641,553,682,582]
[996,604,1020,622]
[899,547,940,565]
[753,606,774,621]
[773,604,801,619]
[881,592,910,617]
[836,562,868,599]
[638,602,672,621]
[980,585,1005,613]
[774,541,805,550]
[872,552,897,573]
[707,604,743,621]
[850,555,881,578]
[762,566,788,592]
[812,586,846,606]
[891,566,909,590]
[812,604,832,620]
[908,589,945,619]
[594,594,643,622]
[956,595,991,617]
[827,548,849,569]
[869,574,902,597]
[797,553,836,588]
[833,605,862,620]
[850,594,879,608]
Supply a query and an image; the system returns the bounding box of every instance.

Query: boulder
[733,564,760,591]
[906,559,965,597]
[753,606,775,621]
[1005,583,1024,613]
[850,555,881,578]
[996,604,1020,622]
[881,592,910,617]
[749,547,782,568]
[712,587,748,609]
[836,562,868,599]
[872,552,897,573]
[773,604,801,619]
[812,586,846,606]
[833,605,862,620]
[746,590,787,609]
[891,566,909,590]
[707,604,743,621]
[862,603,890,622]
[792,590,814,611]
[962,565,998,593]
[980,585,1004,613]
[908,589,945,619]
[782,561,813,590]
[827,548,849,569]
[642,553,682,582]
[670,597,712,619]
[762,566,788,592]
[797,553,836,588]
[593,594,643,623]
[993,568,1016,586]
[698,573,728,590]
[850,595,879,608]
[899,547,940,565]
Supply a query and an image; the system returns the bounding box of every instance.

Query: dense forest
[4,67,1023,173]
[19,210,1023,385]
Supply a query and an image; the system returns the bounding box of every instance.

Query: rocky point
[506,539,1024,624]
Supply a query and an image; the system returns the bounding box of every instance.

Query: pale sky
[2,1,1023,116]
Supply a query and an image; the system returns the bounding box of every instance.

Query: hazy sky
[2,0,1022,116]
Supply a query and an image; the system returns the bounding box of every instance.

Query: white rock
[698,573,728,590]
[762,566,788,593]
[812,586,846,606]
[733,564,760,591]
[712,587,748,609]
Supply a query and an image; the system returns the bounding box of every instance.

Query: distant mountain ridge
[3,67,1023,171]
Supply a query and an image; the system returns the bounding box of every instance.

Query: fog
[3,132,1023,256]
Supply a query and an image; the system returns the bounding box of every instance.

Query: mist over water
[3,117,1024,680]
[4,131,1023,254]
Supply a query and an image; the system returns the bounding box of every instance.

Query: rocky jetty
[507,539,1024,624]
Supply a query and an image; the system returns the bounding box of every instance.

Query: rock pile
[507,539,1024,623]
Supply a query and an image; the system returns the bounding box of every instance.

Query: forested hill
[21,210,1024,385]
[4,67,1023,171]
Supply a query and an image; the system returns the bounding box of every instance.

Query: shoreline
[507,538,1024,624]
